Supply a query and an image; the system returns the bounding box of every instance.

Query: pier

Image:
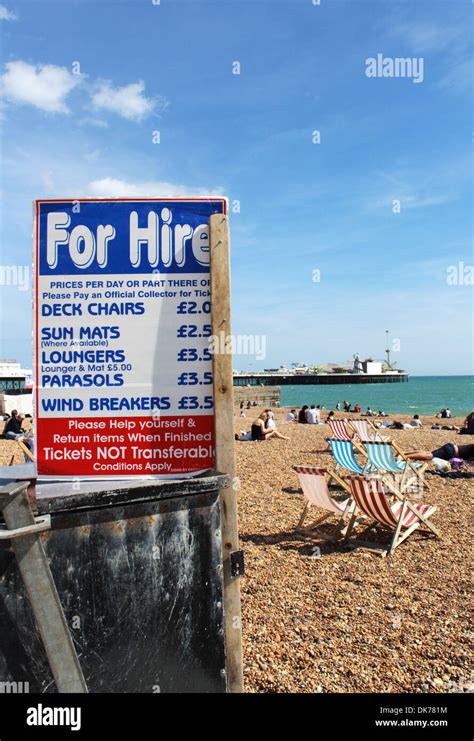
[233,372,409,387]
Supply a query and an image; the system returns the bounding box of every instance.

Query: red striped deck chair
[326,419,367,456]
[293,466,354,539]
[345,477,439,556]
[327,419,352,441]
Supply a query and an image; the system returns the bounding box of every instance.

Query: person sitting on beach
[246,401,251,410]
[405,442,474,462]
[251,412,289,441]
[3,411,33,461]
[353,404,361,414]
[298,405,309,424]
[459,412,474,435]
[265,410,276,430]
[286,409,297,423]
[4,410,25,440]
[343,401,350,412]
[305,405,321,424]
[335,401,341,411]
[326,410,335,422]
[366,406,374,416]
[409,414,423,429]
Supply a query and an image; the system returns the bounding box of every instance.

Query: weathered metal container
[0,473,228,693]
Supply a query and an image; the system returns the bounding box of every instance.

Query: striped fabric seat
[293,465,354,538]
[327,419,353,441]
[350,419,386,443]
[328,439,366,474]
[345,476,439,556]
[365,442,405,473]
[350,478,434,528]
[293,466,348,514]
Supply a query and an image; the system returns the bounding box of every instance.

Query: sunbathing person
[251,412,289,440]
[405,442,474,462]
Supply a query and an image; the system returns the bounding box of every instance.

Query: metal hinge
[0,515,51,541]
[230,549,245,577]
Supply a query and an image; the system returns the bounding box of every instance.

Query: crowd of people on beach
[285,403,389,425]
[234,401,474,468]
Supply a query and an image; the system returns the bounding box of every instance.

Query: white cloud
[0,61,79,112]
[0,5,17,21]
[86,177,223,198]
[91,80,164,121]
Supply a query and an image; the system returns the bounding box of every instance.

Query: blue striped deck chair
[328,439,369,475]
[364,441,429,494]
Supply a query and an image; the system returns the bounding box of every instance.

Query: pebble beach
[234,410,473,693]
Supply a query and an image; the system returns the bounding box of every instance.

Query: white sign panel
[34,198,226,478]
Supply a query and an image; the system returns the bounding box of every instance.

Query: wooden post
[210,213,244,693]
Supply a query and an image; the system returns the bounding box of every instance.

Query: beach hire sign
[33,197,228,479]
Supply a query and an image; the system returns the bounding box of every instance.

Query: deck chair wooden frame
[344,476,439,557]
[293,466,356,541]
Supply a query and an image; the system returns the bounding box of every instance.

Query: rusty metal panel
[0,485,227,693]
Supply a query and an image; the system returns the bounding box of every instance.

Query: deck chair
[350,419,420,471]
[345,476,439,556]
[348,419,388,443]
[328,438,370,476]
[327,419,353,441]
[364,441,429,494]
[327,419,367,456]
[293,466,355,539]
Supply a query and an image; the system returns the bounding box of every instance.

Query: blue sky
[0,0,472,375]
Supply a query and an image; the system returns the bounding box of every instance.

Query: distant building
[363,359,382,375]
[0,359,32,393]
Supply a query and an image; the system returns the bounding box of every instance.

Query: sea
[280,376,474,417]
